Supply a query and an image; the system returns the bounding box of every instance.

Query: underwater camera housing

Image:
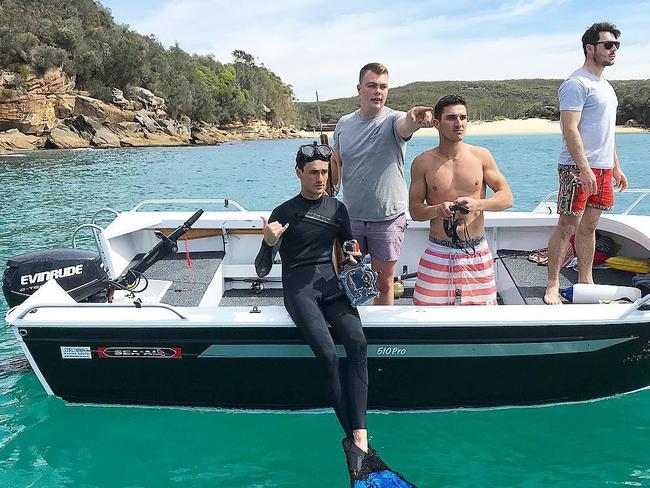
[338,255,379,307]
[3,248,109,308]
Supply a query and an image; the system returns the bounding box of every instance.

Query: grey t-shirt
[558,67,618,169]
[331,107,408,221]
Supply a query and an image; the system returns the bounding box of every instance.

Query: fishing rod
[316,89,324,139]
[316,89,336,196]
[316,89,345,270]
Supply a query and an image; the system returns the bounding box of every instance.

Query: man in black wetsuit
[255,143,369,454]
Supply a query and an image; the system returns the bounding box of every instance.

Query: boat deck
[497,249,635,304]
[131,251,417,307]
[131,250,639,307]
[129,251,224,307]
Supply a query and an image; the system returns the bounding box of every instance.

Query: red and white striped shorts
[413,237,497,306]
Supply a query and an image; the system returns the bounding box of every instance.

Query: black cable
[107,269,149,294]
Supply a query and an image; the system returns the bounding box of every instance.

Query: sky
[100,0,650,101]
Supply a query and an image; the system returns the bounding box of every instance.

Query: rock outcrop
[0,67,300,152]
[110,89,142,111]
[130,86,166,111]
[46,122,91,149]
[24,67,76,94]
[219,120,300,141]
[53,94,76,119]
[0,94,56,134]
[158,119,191,142]
[191,123,230,145]
[0,67,76,134]
[69,115,121,148]
[73,95,133,124]
[0,128,43,151]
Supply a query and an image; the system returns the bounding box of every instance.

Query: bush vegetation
[1,0,647,128]
[298,79,650,128]
[0,0,297,125]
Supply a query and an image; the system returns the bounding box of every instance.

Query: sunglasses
[593,40,620,50]
[298,143,332,161]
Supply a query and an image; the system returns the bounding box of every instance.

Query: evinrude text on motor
[2,209,204,308]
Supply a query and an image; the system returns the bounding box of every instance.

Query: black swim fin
[342,437,417,488]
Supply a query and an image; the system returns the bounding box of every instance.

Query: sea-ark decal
[60,346,92,359]
[98,347,182,359]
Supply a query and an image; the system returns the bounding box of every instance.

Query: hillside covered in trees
[299,79,650,128]
[1,0,647,132]
[0,0,296,125]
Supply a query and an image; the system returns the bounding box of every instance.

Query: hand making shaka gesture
[261,216,289,246]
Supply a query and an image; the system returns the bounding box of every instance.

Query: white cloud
[122,0,650,101]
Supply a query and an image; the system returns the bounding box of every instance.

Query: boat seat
[222,264,282,279]
[155,228,263,239]
[497,249,635,305]
[218,287,416,307]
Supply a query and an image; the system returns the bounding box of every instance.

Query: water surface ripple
[1,134,649,486]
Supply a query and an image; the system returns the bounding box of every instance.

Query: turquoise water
[2,134,650,487]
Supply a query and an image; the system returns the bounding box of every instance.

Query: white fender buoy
[561,284,641,303]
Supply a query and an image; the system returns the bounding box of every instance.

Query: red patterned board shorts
[413,238,497,306]
[556,165,614,216]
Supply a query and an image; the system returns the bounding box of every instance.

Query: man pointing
[331,62,433,305]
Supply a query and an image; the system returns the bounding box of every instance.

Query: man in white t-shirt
[544,22,629,305]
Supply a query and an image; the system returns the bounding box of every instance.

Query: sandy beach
[297,117,647,139]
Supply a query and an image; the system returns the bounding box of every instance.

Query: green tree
[0,0,298,126]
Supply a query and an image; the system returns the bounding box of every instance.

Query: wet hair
[582,22,620,56]
[359,63,389,84]
[434,95,467,120]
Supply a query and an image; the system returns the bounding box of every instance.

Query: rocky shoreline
[0,68,300,154]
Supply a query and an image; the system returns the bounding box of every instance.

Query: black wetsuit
[255,193,368,434]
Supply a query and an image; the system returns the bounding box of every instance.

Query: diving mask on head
[295,142,332,168]
[338,254,379,307]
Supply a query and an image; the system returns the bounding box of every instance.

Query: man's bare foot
[352,429,368,452]
[543,287,563,305]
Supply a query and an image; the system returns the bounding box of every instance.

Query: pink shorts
[350,214,406,262]
[413,237,497,306]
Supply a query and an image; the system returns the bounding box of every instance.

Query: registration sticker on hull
[60,346,92,359]
[98,347,182,359]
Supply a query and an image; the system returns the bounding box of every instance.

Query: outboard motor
[3,248,109,308]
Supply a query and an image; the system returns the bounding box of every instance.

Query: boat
[4,192,650,410]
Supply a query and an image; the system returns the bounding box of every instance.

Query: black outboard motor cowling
[3,249,109,308]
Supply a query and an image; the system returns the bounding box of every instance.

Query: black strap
[443,217,476,255]
[295,211,340,229]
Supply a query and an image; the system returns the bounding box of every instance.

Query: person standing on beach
[544,22,628,305]
[330,62,433,305]
[409,95,513,306]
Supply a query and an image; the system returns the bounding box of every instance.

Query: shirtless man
[409,95,513,305]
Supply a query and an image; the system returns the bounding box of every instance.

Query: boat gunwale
[8,302,650,328]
